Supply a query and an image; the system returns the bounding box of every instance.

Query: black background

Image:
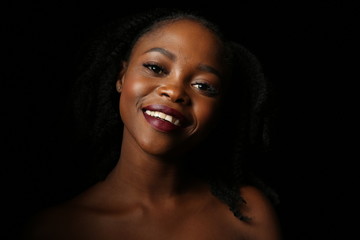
[3,1,357,239]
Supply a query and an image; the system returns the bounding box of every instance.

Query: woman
[24,8,282,240]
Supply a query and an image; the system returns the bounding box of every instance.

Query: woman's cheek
[122,75,151,101]
[119,75,147,122]
[194,99,220,130]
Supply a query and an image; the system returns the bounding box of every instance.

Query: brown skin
[24,20,282,240]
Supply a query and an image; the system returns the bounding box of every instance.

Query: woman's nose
[156,83,190,105]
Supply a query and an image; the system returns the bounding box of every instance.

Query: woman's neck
[104,130,200,203]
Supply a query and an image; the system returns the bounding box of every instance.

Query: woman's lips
[142,104,188,132]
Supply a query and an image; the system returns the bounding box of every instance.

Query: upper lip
[142,104,189,126]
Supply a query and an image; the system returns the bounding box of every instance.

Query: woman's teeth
[145,110,180,126]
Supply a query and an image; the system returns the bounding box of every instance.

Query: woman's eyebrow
[197,64,222,79]
[144,47,222,78]
[144,47,176,61]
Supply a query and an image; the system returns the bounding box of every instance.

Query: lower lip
[143,112,180,132]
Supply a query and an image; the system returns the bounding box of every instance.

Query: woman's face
[117,19,228,157]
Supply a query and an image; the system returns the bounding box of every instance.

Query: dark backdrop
[3,2,357,239]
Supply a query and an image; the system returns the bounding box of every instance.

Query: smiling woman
[22,8,282,240]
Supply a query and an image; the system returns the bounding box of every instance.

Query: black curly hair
[69,8,279,221]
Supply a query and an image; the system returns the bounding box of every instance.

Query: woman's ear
[116,61,128,93]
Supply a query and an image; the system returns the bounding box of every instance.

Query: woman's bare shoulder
[22,182,120,240]
[22,202,76,240]
[237,185,282,240]
[22,184,104,240]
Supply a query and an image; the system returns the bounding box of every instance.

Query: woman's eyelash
[143,63,168,75]
[191,82,219,96]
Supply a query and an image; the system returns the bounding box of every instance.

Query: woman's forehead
[142,19,217,41]
[130,19,227,68]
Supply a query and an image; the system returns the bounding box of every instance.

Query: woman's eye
[191,82,219,96]
[143,63,167,75]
